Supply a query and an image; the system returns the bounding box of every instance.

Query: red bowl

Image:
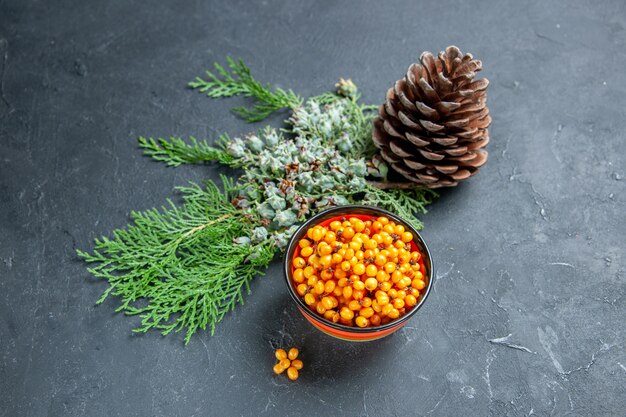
[283,205,434,341]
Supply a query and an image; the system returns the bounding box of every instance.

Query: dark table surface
[2,0,625,416]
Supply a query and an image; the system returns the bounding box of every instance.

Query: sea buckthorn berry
[355,316,369,328]
[330,220,342,231]
[348,300,362,311]
[304,293,316,305]
[319,255,332,267]
[303,266,316,278]
[401,232,413,243]
[332,253,343,264]
[382,304,394,316]
[340,261,351,272]
[360,297,372,308]
[337,278,348,287]
[376,270,389,282]
[379,281,392,292]
[293,257,306,269]
[405,294,417,307]
[370,314,381,326]
[296,284,308,296]
[415,271,424,280]
[383,224,395,234]
[333,286,343,297]
[356,250,365,260]
[411,251,421,262]
[291,359,303,370]
[364,277,378,291]
[288,347,299,360]
[324,280,336,293]
[287,367,299,381]
[321,296,334,310]
[314,281,325,295]
[344,248,355,259]
[384,262,397,274]
[353,263,366,275]
[349,240,362,251]
[412,279,426,290]
[275,349,287,361]
[300,246,314,258]
[377,293,390,306]
[324,231,336,244]
[324,310,336,320]
[293,268,305,283]
[342,286,353,299]
[387,308,400,319]
[317,242,331,256]
[391,270,403,283]
[342,227,355,240]
[360,307,374,319]
[364,239,378,250]
[372,221,383,232]
[393,298,405,309]
[378,216,389,225]
[374,254,387,266]
[353,219,366,233]
[320,269,333,280]
[398,251,411,264]
[316,302,326,315]
[352,280,365,291]
[307,275,318,286]
[348,256,359,266]
[280,358,291,369]
[372,299,382,312]
[310,228,324,242]
[352,289,365,300]
[340,307,354,320]
[273,363,286,374]
[394,240,405,249]
[365,264,378,277]
[299,238,312,248]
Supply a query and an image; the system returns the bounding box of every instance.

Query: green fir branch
[138,136,234,167]
[77,177,277,344]
[189,57,303,122]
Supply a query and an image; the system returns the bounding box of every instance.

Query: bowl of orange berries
[284,205,433,341]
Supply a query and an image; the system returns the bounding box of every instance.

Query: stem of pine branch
[367,180,423,190]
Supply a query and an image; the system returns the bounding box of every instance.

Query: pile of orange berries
[273,347,302,381]
[291,216,427,328]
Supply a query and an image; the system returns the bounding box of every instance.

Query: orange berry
[393,298,405,309]
[387,308,400,319]
[383,224,395,234]
[364,277,378,291]
[352,289,365,300]
[275,349,287,361]
[379,281,392,292]
[376,270,389,282]
[401,232,413,243]
[329,220,342,231]
[291,359,303,370]
[296,283,308,296]
[342,227,355,240]
[304,293,316,305]
[314,281,325,295]
[372,299,382,313]
[391,270,403,283]
[273,363,286,374]
[377,216,389,225]
[316,302,326,315]
[340,307,354,320]
[321,296,334,310]
[299,238,312,248]
[384,262,397,274]
[352,280,365,291]
[300,246,314,258]
[382,304,394,316]
[360,297,372,308]
[288,347,299,360]
[311,228,324,242]
[365,264,378,277]
[307,275,318,286]
[342,286,353,299]
[293,257,306,269]
[293,268,305,283]
[287,366,299,381]
[360,307,374,319]
[355,316,369,328]
[303,266,316,278]
[370,314,381,326]
[280,358,291,369]
[364,239,378,250]
[353,263,366,275]
[348,300,362,311]
[412,279,426,290]
[405,294,417,307]
[319,255,332,267]
[372,221,383,232]
[324,231,337,244]
[332,253,343,264]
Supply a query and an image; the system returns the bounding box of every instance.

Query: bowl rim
[283,204,434,334]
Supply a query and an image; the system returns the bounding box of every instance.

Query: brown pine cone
[372,46,491,188]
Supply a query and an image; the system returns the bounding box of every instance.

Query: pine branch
[77,177,277,344]
[138,136,234,167]
[363,184,437,230]
[189,57,303,122]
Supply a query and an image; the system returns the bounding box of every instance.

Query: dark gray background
[1,0,625,416]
